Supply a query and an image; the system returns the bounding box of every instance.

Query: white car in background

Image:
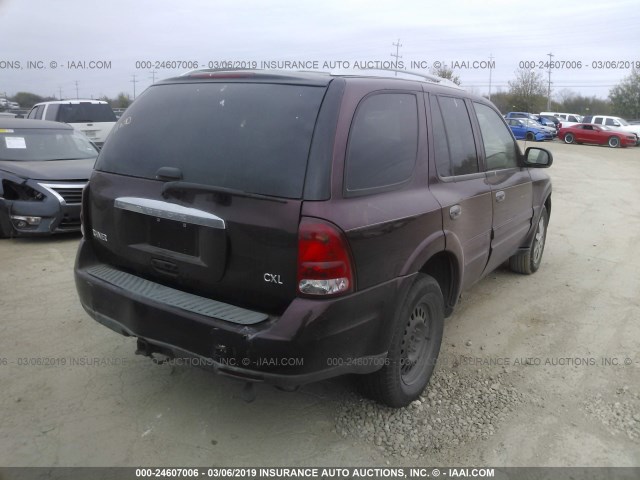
[540,112,583,129]
[27,100,117,148]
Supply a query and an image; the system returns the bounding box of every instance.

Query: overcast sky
[1,0,638,101]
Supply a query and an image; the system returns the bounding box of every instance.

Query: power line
[391,39,402,77]
[488,53,494,100]
[131,74,139,99]
[546,52,553,110]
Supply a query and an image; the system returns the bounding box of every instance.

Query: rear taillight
[297,218,354,297]
[80,183,90,238]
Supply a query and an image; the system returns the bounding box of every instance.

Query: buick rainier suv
[74,70,552,407]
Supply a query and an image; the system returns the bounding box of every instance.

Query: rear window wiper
[161,181,288,204]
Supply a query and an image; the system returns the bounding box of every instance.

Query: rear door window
[44,104,59,121]
[345,93,418,192]
[433,96,478,177]
[96,82,325,199]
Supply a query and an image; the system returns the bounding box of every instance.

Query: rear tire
[526,132,535,141]
[359,274,444,407]
[608,136,620,148]
[510,206,548,275]
[564,133,574,144]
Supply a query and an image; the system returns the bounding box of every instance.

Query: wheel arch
[418,249,461,317]
[398,230,462,316]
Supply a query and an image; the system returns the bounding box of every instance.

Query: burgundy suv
[74,70,552,407]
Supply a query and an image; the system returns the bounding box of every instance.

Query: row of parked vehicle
[503,111,640,147]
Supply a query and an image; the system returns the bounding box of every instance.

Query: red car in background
[559,123,637,148]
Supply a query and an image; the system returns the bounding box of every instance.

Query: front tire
[510,206,548,275]
[608,136,620,148]
[526,132,535,141]
[564,133,574,144]
[359,274,444,407]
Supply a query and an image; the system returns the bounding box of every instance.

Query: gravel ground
[335,366,527,459]
[584,388,640,443]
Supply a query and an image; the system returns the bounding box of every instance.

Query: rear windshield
[96,82,326,198]
[57,103,117,123]
[0,128,98,161]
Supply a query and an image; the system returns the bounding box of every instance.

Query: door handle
[495,191,506,203]
[449,205,462,220]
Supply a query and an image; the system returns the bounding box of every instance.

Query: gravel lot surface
[1,140,639,467]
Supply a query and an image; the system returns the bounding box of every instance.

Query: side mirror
[523,147,553,168]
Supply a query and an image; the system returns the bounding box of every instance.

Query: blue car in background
[504,111,555,128]
[505,118,552,141]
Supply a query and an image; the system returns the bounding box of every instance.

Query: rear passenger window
[45,104,59,121]
[345,93,418,192]
[432,96,478,177]
[594,117,603,125]
[28,105,44,119]
[473,103,518,171]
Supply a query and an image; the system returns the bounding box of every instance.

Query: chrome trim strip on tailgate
[114,197,225,229]
[86,264,267,325]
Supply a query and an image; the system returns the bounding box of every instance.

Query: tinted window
[431,97,451,177]
[56,103,116,123]
[593,117,603,125]
[436,96,478,176]
[345,93,418,191]
[44,104,59,121]
[473,103,518,170]
[30,105,45,119]
[605,118,619,126]
[0,128,98,161]
[96,82,325,198]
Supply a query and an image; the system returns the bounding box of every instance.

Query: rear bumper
[74,239,413,386]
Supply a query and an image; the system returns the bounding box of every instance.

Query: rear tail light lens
[80,183,90,238]
[297,218,354,297]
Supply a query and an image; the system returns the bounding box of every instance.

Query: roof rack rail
[330,69,464,90]
[177,68,464,90]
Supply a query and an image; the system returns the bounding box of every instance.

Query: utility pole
[58,86,63,100]
[131,74,139,99]
[149,70,157,84]
[75,81,79,99]
[546,52,553,110]
[488,53,494,101]
[391,39,402,76]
